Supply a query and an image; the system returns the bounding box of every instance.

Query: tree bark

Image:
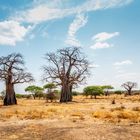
[68,85,73,102]
[128,89,132,96]
[4,83,17,106]
[60,83,72,102]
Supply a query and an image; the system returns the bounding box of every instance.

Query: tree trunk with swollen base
[128,89,132,96]
[43,47,90,103]
[68,85,73,102]
[60,83,72,102]
[0,53,34,106]
[4,83,17,105]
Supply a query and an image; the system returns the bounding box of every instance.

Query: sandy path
[0,119,140,140]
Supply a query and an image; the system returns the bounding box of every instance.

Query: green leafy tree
[43,83,57,93]
[83,86,103,99]
[25,85,43,99]
[101,85,114,96]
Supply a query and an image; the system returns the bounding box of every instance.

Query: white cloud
[0,20,31,46]
[115,73,140,83]
[114,60,133,66]
[90,32,119,50]
[1,0,133,46]
[14,0,134,24]
[17,5,69,23]
[65,13,87,47]
[92,32,119,42]
[76,0,134,13]
[90,42,113,49]
[89,64,100,68]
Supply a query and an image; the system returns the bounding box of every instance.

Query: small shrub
[92,111,112,119]
[114,90,123,95]
[46,92,58,102]
[132,107,140,112]
[111,99,116,104]
[111,106,126,112]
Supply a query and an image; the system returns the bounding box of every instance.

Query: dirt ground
[0,95,140,140]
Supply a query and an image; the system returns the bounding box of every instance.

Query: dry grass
[0,95,140,123]
[0,95,140,140]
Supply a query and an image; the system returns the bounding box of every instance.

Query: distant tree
[0,53,34,105]
[43,83,57,93]
[102,85,114,96]
[121,81,137,96]
[72,91,80,96]
[0,90,6,100]
[114,90,123,95]
[42,47,90,102]
[83,86,104,99]
[25,85,43,99]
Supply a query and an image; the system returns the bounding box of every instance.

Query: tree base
[4,97,17,106]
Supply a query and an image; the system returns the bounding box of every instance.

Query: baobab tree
[121,81,137,96]
[42,47,90,102]
[0,53,34,105]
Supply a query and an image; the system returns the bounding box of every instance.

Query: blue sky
[0,0,140,93]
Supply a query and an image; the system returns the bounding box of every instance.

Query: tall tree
[121,81,137,96]
[42,47,90,102]
[0,53,34,105]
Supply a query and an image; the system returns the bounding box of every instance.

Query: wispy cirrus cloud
[0,0,134,46]
[65,13,87,47]
[13,0,134,24]
[90,32,119,50]
[92,32,119,42]
[89,64,100,68]
[113,60,133,66]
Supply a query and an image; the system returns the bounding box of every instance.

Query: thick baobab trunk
[60,84,72,102]
[127,89,132,96]
[4,83,17,106]
[68,85,73,102]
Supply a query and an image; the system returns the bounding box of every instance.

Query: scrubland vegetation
[0,94,140,139]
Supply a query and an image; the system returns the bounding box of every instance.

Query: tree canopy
[0,53,34,105]
[83,86,103,99]
[42,47,90,102]
[121,81,137,96]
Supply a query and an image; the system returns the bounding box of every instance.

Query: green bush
[114,90,123,95]
[83,86,104,99]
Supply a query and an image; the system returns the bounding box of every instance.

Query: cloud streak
[65,13,87,47]
[0,0,134,46]
[114,60,133,66]
[14,0,134,24]
[92,32,119,42]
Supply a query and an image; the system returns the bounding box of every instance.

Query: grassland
[0,95,140,140]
